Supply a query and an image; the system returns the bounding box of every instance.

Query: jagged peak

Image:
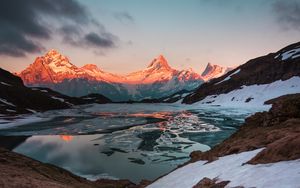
[205,62,221,69]
[45,49,61,57]
[147,54,172,70]
[81,64,102,72]
[41,49,72,66]
[207,62,213,67]
[201,62,223,77]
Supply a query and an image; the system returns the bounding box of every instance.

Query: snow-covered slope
[18,51,203,101]
[200,63,232,81]
[183,41,300,107]
[195,76,300,108]
[148,149,300,188]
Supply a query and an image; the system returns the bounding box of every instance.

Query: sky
[0,0,299,75]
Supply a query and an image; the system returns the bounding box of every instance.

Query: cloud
[272,0,300,31]
[58,25,82,46]
[0,0,118,57]
[58,24,118,50]
[0,27,45,57]
[113,11,134,24]
[84,32,116,48]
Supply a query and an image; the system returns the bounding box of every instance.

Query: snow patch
[215,69,240,85]
[6,109,16,112]
[26,109,37,113]
[51,96,65,102]
[0,82,12,86]
[292,54,300,59]
[148,148,300,188]
[0,98,16,107]
[281,47,300,60]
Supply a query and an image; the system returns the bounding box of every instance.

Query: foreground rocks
[0,147,141,188]
[189,94,300,164]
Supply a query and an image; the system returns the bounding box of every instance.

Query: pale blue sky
[1,0,299,74]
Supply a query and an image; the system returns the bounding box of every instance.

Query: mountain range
[18,50,229,101]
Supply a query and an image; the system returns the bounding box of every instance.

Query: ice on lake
[0,103,258,183]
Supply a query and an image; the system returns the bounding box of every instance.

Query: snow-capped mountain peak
[19,51,204,101]
[201,63,232,81]
[42,49,77,74]
[147,55,172,71]
[18,50,86,84]
[45,49,60,57]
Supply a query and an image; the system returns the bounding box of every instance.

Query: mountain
[125,55,175,84]
[0,67,111,115]
[18,51,203,101]
[122,55,202,100]
[19,50,90,85]
[200,63,232,81]
[182,42,300,107]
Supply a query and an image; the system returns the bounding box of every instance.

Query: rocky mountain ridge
[18,51,204,101]
[183,42,300,106]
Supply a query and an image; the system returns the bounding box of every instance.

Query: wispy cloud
[113,11,134,24]
[272,0,300,31]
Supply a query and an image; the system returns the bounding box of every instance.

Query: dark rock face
[183,42,300,104]
[0,68,69,114]
[0,68,112,115]
[189,94,300,164]
[192,177,230,188]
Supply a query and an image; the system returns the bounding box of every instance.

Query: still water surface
[0,104,253,183]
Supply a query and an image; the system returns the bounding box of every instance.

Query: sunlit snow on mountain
[18,50,206,101]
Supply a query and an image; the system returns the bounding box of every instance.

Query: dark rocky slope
[0,68,68,114]
[183,42,300,104]
[0,147,136,188]
[0,68,111,115]
[189,93,300,164]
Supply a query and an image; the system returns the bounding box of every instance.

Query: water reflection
[0,104,252,183]
[60,135,74,142]
[13,134,209,183]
